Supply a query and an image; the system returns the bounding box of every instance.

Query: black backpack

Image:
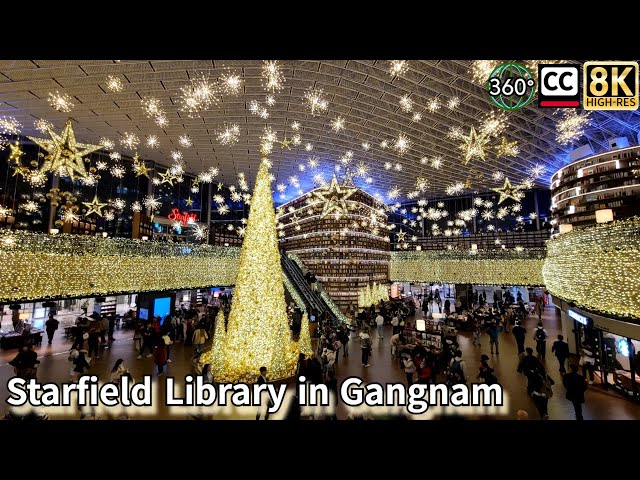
[535,328,546,342]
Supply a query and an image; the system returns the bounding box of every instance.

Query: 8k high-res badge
[583,61,638,111]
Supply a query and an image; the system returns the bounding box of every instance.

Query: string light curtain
[391,248,546,286]
[543,217,640,319]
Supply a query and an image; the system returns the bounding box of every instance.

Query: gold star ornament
[159,170,176,186]
[459,126,490,165]
[132,153,151,177]
[396,229,407,243]
[185,197,194,207]
[83,194,108,217]
[492,177,525,205]
[312,174,356,218]
[279,136,292,150]
[27,119,101,180]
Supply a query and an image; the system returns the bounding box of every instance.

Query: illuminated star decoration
[159,170,176,186]
[8,141,25,164]
[339,167,356,188]
[396,229,407,243]
[459,127,490,165]
[185,197,194,207]
[280,136,292,150]
[27,119,101,180]
[494,137,520,158]
[492,177,525,205]
[312,174,356,218]
[82,195,108,217]
[132,153,151,177]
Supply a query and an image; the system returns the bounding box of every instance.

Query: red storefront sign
[167,208,198,226]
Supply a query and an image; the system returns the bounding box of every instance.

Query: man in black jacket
[512,321,527,355]
[45,314,59,345]
[518,348,545,394]
[551,334,570,374]
[563,363,587,420]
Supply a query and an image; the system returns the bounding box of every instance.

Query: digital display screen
[154,297,171,323]
[138,308,149,321]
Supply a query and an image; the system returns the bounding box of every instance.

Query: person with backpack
[563,363,587,420]
[529,368,554,420]
[449,350,466,384]
[477,354,498,385]
[551,334,570,374]
[512,321,527,355]
[534,322,548,359]
[518,347,546,394]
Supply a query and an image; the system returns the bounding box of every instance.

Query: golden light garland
[390,249,546,286]
[0,231,240,303]
[211,160,298,383]
[357,282,389,308]
[543,218,640,319]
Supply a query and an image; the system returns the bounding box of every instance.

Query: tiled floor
[1,307,639,420]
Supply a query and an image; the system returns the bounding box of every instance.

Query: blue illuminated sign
[616,338,630,356]
[568,309,591,326]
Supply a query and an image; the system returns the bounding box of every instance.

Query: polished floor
[1,306,639,420]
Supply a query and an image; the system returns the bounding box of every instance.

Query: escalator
[281,253,342,325]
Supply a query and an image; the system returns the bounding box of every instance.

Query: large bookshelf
[550,145,640,227]
[278,188,390,309]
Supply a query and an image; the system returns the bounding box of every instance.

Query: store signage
[568,309,591,327]
[167,208,197,226]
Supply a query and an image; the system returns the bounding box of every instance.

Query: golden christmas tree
[210,159,298,383]
[297,313,314,358]
[200,310,226,374]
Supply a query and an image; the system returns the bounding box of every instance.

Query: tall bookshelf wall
[278,189,390,309]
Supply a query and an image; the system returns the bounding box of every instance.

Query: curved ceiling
[1,59,638,201]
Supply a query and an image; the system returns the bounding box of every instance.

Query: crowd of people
[3,287,603,421]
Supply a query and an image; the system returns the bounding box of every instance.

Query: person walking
[391,314,400,335]
[403,354,416,386]
[256,367,272,420]
[472,317,482,347]
[360,329,372,367]
[512,321,527,355]
[110,359,128,384]
[477,354,498,385]
[45,314,59,345]
[87,330,100,360]
[107,315,116,342]
[486,321,501,355]
[9,344,40,380]
[518,347,546,394]
[551,335,570,374]
[192,323,209,356]
[534,322,548,359]
[449,350,466,384]
[137,325,154,359]
[580,343,596,385]
[529,369,553,420]
[534,298,544,321]
[563,363,587,420]
[154,338,168,376]
[72,350,91,381]
[375,312,384,340]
